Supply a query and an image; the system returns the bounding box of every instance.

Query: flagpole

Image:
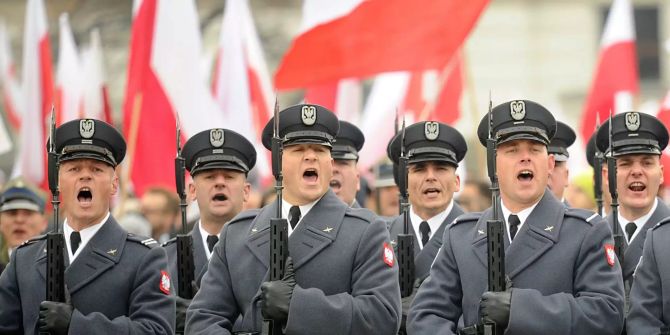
[116,93,142,217]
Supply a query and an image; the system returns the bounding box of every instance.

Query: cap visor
[499,133,548,146]
[0,200,42,213]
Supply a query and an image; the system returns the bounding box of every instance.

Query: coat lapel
[65,217,126,295]
[416,204,464,263]
[505,192,561,279]
[472,207,499,268]
[289,190,343,270]
[622,199,670,278]
[246,203,275,269]
[191,224,209,279]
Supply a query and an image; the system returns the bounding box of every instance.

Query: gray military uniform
[185,189,401,334]
[408,191,625,335]
[387,203,464,279]
[0,217,175,334]
[606,198,670,282]
[163,222,211,290]
[627,218,670,333]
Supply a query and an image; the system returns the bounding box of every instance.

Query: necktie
[419,221,431,247]
[206,235,219,253]
[625,222,637,242]
[71,231,82,254]
[508,214,521,241]
[289,206,301,229]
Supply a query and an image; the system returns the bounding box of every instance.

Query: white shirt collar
[500,199,540,243]
[63,212,110,263]
[198,220,222,260]
[282,196,321,236]
[409,200,454,250]
[619,197,658,243]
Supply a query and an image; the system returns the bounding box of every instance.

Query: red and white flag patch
[383,242,395,267]
[160,270,171,294]
[604,244,616,267]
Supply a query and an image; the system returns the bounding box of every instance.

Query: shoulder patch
[228,209,261,225]
[17,234,47,249]
[344,207,376,223]
[652,216,670,230]
[161,237,177,247]
[450,212,482,227]
[127,234,159,249]
[564,208,601,225]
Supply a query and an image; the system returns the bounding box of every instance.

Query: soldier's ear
[243,182,251,202]
[111,173,119,196]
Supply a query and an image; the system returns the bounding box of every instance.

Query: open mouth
[77,187,93,203]
[212,193,228,202]
[329,179,341,189]
[423,187,441,196]
[628,182,646,192]
[303,168,318,183]
[517,170,534,182]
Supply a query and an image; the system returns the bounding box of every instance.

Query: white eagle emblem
[424,122,439,141]
[79,119,95,139]
[510,101,526,121]
[301,105,317,126]
[210,128,225,147]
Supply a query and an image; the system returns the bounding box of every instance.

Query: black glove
[38,301,73,335]
[260,256,296,322]
[479,290,512,329]
[175,296,191,333]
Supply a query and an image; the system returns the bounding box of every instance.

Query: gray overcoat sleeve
[0,251,24,334]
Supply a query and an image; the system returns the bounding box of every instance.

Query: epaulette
[127,233,159,249]
[450,212,482,227]
[652,216,670,230]
[564,208,600,225]
[344,207,375,223]
[161,237,177,247]
[228,209,261,225]
[17,234,47,249]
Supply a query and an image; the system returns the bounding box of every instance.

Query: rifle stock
[397,119,415,299]
[606,112,624,264]
[46,107,65,304]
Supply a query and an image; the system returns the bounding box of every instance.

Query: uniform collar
[619,197,658,243]
[63,212,110,263]
[500,199,540,243]
[282,196,322,236]
[409,200,453,249]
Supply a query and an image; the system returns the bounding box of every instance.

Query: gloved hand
[479,290,512,329]
[261,256,296,322]
[38,301,73,335]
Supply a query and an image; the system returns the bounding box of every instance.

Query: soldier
[547,121,576,203]
[185,104,401,334]
[407,100,625,334]
[141,186,180,243]
[329,120,365,207]
[369,159,399,217]
[596,112,670,303]
[386,121,467,281]
[164,127,256,332]
[0,177,47,273]
[0,119,174,334]
[627,217,670,333]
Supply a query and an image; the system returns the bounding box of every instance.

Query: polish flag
[0,21,23,131]
[10,0,54,190]
[123,0,222,196]
[275,0,489,89]
[55,13,82,125]
[579,0,638,143]
[80,29,113,123]
[656,91,670,186]
[303,79,362,123]
[211,0,272,182]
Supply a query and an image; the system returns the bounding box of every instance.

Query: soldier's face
[548,160,569,200]
[190,169,250,224]
[408,161,460,219]
[607,154,663,216]
[375,186,400,217]
[330,159,360,206]
[0,208,47,248]
[496,140,554,212]
[282,144,334,205]
[59,159,118,229]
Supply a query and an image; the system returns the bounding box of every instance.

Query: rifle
[396,119,415,299]
[174,117,195,307]
[262,98,289,335]
[593,116,604,217]
[43,107,65,335]
[460,94,505,335]
[607,111,624,264]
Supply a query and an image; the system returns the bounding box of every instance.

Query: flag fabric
[656,91,670,186]
[123,0,222,196]
[211,0,273,182]
[274,0,489,89]
[80,28,113,123]
[0,21,23,131]
[11,0,54,190]
[579,0,638,143]
[55,13,82,125]
[303,79,362,123]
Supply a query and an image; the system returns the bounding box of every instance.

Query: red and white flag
[11,0,54,190]
[656,91,670,187]
[123,0,222,196]
[580,0,638,143]
[80,29,113,123]
[212,0,273,182]
[304,79,362,123]
[0,21,23,131]
[275,0,489,89]
[55,13,82,125]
